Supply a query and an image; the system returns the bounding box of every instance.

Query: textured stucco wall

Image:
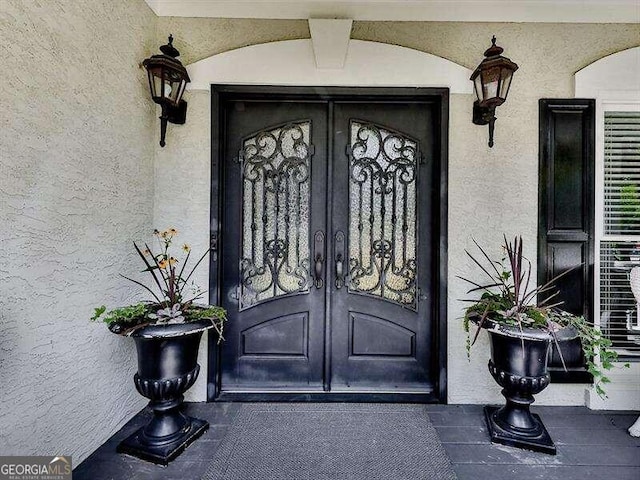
[0,0,156,463]
[153,90,212,402]
[154,19,639,407]
[155,17,310,65]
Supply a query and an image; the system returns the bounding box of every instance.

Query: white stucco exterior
[0,0,157,464]
[155,31,640,409]
[2,4,639,466]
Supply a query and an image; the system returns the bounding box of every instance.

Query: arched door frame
[190,36,472,402]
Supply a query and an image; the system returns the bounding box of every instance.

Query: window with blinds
[600,111,640,358]
[604,112,640,234]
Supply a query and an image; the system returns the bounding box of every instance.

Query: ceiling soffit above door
[144,1,640,24]
[186,20,473,94]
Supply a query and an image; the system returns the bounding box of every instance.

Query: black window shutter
[538,99,595,383]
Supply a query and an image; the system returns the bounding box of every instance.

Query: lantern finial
[484,36,504,57]
[160,34,180,58]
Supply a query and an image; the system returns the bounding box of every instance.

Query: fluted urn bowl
[116,319,217,465]
[477,317,577,455]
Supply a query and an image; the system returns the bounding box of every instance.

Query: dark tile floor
[74,403,640,480]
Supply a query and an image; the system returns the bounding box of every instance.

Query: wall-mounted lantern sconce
[143,35,190,147]
[470,36,518,148]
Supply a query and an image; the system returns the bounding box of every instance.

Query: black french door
[210,87,447,402]
[219,101,328,392]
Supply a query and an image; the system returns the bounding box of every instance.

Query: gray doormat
[201,403,457,480]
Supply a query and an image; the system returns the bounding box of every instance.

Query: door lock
[417,288,428,302]
[229,286,240,301]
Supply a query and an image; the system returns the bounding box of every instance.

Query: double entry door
[216,88,444,401]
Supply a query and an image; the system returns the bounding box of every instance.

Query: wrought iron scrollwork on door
[239,121,313,310]
[347,120,419,310]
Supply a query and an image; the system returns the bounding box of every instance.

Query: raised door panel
[350,313,415,357]
[242,313,309,357]
[547,243,586,316]
[550,111,585,231]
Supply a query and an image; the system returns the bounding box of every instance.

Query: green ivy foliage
[461,235,628,398]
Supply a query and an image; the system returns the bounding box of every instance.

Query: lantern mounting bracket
[473,101,496,148]
[159,100,188,147]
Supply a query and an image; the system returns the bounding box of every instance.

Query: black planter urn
[483,320,559,455]
[116,319,216,465]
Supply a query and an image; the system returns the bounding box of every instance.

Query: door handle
[313,231,325,289]
[334,231,346,289]
[335,254,344,289]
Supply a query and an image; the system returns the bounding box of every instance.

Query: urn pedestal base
[485,329,557,456]
[484,406,556,455]
[115,321,217,466]
[117,417,209,466]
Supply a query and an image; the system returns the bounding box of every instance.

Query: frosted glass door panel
[239,121,312,310]
[347,120,419,309]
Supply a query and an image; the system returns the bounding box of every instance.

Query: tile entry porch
[74,403,640,480]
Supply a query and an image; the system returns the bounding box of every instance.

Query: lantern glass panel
[156,75,166,100]
[176,80,187,104]
[498,68,514,101]
[164,81,173,99]
[473,75,484,102]
[165,78,179,104]
[174,78,187,104]
[147,67,165,101]
[481,65,501,104]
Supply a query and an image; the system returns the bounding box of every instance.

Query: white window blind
[600,111,640,357]
[604,112,640,235]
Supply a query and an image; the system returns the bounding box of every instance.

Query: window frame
[594,95,640,358]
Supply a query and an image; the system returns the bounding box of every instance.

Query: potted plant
[91,228,226,465]
[460,235,622,454]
